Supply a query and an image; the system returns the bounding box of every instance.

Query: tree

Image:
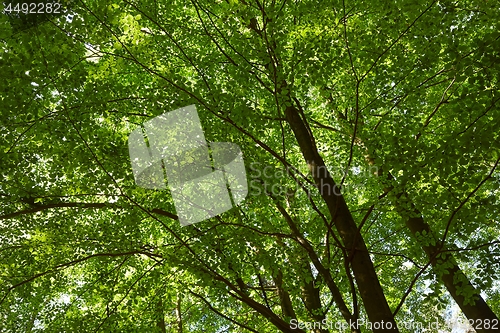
[1,0,499,332]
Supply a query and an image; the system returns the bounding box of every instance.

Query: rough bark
[207,268,307,333]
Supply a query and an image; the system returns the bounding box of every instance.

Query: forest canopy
[1,0,499,332]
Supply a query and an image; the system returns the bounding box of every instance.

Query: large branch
[188,288,260,333]
[0,201,178,221]
[273,269,297,321]
[198,266,306,333]
[274,199,356,329]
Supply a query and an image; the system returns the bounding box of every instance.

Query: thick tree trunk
[394,186,499,332]
[359,141,499,332]
[284,104,399,332]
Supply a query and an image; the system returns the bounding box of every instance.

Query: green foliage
[1,0,499,331]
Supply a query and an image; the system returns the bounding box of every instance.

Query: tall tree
[1,0,499,332]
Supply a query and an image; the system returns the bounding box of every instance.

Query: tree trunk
[284,103,399,332]
[395,187,499,332]
[156,298,166,333]
[359,139,499,332]
[176,295,183,333]
[273,270,297,321]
